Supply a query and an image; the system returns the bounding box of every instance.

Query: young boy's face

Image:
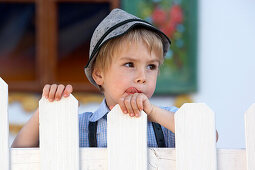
[94,40,161,108]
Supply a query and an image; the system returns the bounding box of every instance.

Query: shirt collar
[89,98,110,122]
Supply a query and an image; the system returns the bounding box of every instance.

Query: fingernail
[124,110,127,114]
[130,113,134,117]
[136,114,139,117]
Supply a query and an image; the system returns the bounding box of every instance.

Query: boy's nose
[136,78,146,84]
[135,70,146,84]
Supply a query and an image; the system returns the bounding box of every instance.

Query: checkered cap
[85,8,171,88]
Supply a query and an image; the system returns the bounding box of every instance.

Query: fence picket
[39,95,79,170]
[175,103,217,170]
[245,103,255,170]
[0,78,9,170]
[107,104,147,170]
[0,77,253,169]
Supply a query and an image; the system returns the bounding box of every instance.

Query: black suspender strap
[152,122,166,147]
[89,121,165,147]
[88,121,98,147]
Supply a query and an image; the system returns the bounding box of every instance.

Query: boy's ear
[92,68,104,86]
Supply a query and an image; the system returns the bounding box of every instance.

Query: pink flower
[169,5,183,24]
[160,21,176,38]
[152,7,167,26]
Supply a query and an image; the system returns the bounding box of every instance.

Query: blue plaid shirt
[79,99,178,148]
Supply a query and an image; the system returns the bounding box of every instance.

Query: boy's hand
[118,93,153,118]
[42,84,73,102]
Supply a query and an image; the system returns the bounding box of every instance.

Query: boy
[12,8,184,148]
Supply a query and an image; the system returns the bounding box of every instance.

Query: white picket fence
[0,77,255,170]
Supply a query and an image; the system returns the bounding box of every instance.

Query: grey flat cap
[85,8,171,88]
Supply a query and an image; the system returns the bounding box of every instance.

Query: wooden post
[107,104,147,170]
[175,103,217,170]
[39,94,79,170]
[0,77,9,170]
[245,103,255,170]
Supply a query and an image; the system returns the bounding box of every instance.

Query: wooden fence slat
[175,103,217,170]
[245,103,255,170]
[39,95,79,170]
[10,148,247,170]
[0,78,9,170]
[107,104,147,170]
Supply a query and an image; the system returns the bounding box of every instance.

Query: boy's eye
[124,62,134,67]
[147,64,157,70]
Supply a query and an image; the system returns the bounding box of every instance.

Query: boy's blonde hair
[92,28,164,73]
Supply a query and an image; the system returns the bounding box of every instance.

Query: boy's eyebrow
[119,57,137,61]
[119,57,160,63]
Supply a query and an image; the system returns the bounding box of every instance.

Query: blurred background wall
[1,0,255,148]
[194,0,255,148]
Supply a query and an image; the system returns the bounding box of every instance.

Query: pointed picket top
[39,94,79,170]
[0,77,9,170]
[245,103,255,170]
[175,103,217,170]
[107,104,147,170]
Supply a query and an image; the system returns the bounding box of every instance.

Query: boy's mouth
[125,87,142,94]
